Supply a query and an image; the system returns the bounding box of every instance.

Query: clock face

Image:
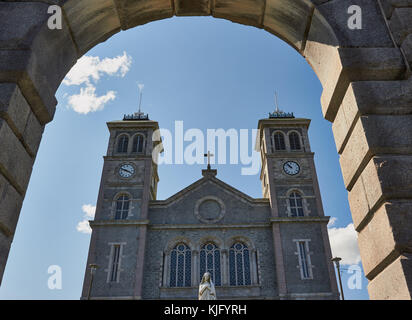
[283,161,300,175]
[118,164,135,178]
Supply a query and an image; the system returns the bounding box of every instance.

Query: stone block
[380,0,396,18]
[309,0,330,5]
[0,83,32,139]
[368,253,412,299]
[380,1,412,18]
[304,9,341,120]
[0,119,34,194]
[304,10,404,124]
[401,33,412,66]
[317,0,393,48]
[0,2,78,123]
[321,47,405,122]
[114,0,174,29]
[332,78,412,154]
[263,0,313,51]
[339,115,412,190]
[0,174,23,237]
[358,201,412,280]
[0,49,55,125]
[29,13,79,95]
[348,155,412,230]
[23,112,44,157]
[389,7,412,46]
[63,0,121,55]
[0,230,12,286]
[213,0,265,28]
[0,83,44,156]
[0,2,50,50]
[174,0,211,16]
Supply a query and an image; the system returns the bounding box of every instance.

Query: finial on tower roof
[269,91,294,119]
[123,83,149,121]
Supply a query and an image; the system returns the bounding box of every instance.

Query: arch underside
[1,0,412,299]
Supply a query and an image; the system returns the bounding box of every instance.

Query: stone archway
[0,0,412,299]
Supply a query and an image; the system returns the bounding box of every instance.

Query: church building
[81,108,339,300]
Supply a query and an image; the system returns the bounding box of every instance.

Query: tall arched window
[170,243,192,287]
[273,132,286,151]
[200,243,221,286]
[115,195,130,220]
[117,135,129,153]
[229,242,251,286]
[289,132,301,150]
[289,192,304,217]
[132,134,144,153]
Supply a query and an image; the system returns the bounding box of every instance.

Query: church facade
[81,111,339,300]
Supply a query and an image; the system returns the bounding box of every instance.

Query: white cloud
[67,84,116,114]
[63,52,132,114]
[76,204,96,234]
[82,204,96,219]
[328,216,338,227]
[63,52,132,86]
[76,220,92,234]
[328,223,361,266]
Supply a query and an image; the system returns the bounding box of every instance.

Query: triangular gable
[150,175,268,208]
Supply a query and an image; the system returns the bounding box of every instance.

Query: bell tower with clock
[81,110,162,299]
[257,109,338,299]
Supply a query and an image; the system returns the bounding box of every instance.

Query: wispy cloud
[63,52,132,114]
[76,204,96,234]
[328,216,338,227]
[328,222,361,266]
[63,52,132,86]
[67,84,116,114]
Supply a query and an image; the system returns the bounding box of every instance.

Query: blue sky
[0,17,368,300]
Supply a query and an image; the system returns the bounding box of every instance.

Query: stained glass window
[117,135,129,153]
[115,195,129,220]
[289,192,304,217]
[289,132,301,150]
[229,242,251,286]
[169,243,191,287]
[199,243,221,286]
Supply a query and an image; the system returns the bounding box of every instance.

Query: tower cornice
[107,120,160,130]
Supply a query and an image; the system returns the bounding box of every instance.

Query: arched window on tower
[117,135,129,153]
[273,132,286,151]
[169,243,192,287]
[289,191,304,217]
[115,195,130,220]
[289,132,301,150]
[132,134,144,153]
[229,242,251,286]
[199,242,221,286]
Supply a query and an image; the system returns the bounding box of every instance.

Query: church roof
[149,168,269,208]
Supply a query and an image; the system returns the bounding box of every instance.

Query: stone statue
[198,272,217,300]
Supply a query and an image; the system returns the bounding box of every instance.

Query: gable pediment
[149,176,268,208]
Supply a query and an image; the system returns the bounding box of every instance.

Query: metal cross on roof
[204,151,214,170]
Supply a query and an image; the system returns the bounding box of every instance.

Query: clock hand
[287,163,293,169]
[122,168,132,174]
